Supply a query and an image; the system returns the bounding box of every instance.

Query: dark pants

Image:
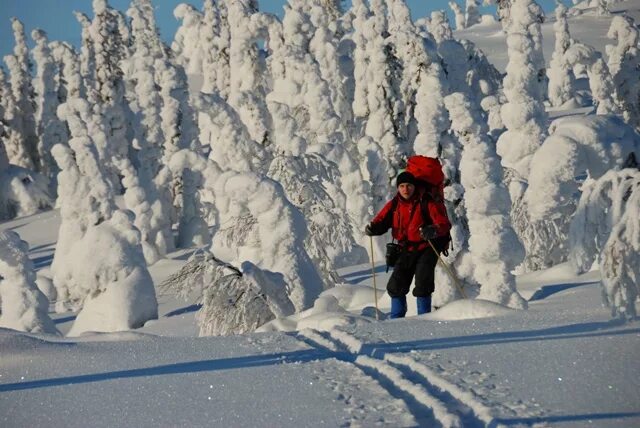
[387,247,438,298]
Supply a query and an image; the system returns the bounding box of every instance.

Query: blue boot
[417,296,432,315]
[390,296,407,319]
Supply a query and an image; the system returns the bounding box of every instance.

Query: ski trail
[384,354,503,428]
[296,328,503,428]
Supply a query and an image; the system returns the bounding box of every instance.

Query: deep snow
[1,207,639,427]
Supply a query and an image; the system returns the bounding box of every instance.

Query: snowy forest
[0,0,639,339]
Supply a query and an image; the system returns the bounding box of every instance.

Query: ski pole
[427,240,467,299]
[369,235,380,320]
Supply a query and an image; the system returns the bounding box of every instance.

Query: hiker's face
[398,183,415,199]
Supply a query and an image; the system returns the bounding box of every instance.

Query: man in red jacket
[365,171,451,318]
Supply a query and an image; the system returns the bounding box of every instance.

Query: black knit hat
[396,171,416,187]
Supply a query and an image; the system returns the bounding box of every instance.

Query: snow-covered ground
[2,206,639,427]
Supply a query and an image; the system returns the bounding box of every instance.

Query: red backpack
[405,155,446,202]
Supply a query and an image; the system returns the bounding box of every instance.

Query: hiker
[365,171,451,318]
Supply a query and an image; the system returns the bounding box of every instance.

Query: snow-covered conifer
[600,170,639,320]
[481,94,505,136]
[359,0,405,172]
[172,4,204,75]
[568,160,639,273]
[466,0,482,27]
[117,157,174,265]
[606,15,639,130]
[445,92,527,309]
[195,92,269,174]
[428,11,453,44]
[73,11,96,98]
[548,2,576,107]
[0,230,59,335]
[309,0,352,142]
[169,150,325,312]
[351,0,371,120]
[4,18,38,170]
[51,98,118,310]
[226,0,271,145]
[526,115,639,270]
[0,66,27,169]
[87,0,131,178]
[496,0,548,203]
[64,209,159,336]
[200,0,231,97]
[32,29,68,183]
[449,2,466,29]
[565,42,620,114]
[461,39,503,98]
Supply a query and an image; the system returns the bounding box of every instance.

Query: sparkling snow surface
[2,206,639,427]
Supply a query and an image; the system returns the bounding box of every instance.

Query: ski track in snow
[293,328,544,428]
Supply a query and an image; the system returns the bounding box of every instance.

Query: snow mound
[427,299,516,321]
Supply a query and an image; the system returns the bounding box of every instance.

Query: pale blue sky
[0,0,557,62]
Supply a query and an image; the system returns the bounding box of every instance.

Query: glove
[420,225,438,241]
[365,224,374,236]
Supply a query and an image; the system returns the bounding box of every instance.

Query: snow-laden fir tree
[32,29,68,186]
[0,65,26,170]
[200,0,231,97]
[428,11,453,44]
[568,156,639,273]
[449,2,466,29]
[73,11,98,106]
[445,92,527,309]
[0,230,59,335]
[168,149,325,313]
[0,68,52,220]
[525,115,639,269]
[599,169,639,320]
[4,18,38,170]
[50,132,158,334]
[565,42,620,115]
[156,59,205,248]
[226,0,271,146]
[547,2,576,107]
[344,0,401,164]
[606,15,639,130]
[267,99,367,288]
[308,0,352,143]
[86,0,131,188]
[172,3,204,75]
[496,0,548,267]
[461,39,503,98]
[465,0,482,27]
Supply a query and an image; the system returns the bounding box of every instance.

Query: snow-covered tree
[32,29,68,185]
[169,150,325,312]
[428,11,453,44]
[445,92,527,309]
[496,0,548,214]
[226,0,271,145]
[525,115,639,270]
[51,96,118,310]
[466,0,482,27]
[73,11,96,98]
[4,18,38,170]
[547,2,576,107]
[172,3,204,75]
[461,39,503,99]
[0,230,59,335]
[599,169,639,320]
[200,0,231,97]
[606,15,640,130]
[565,42,620,115]
[449,2,466,29]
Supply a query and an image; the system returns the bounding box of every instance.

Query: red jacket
[369,189,451,251]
